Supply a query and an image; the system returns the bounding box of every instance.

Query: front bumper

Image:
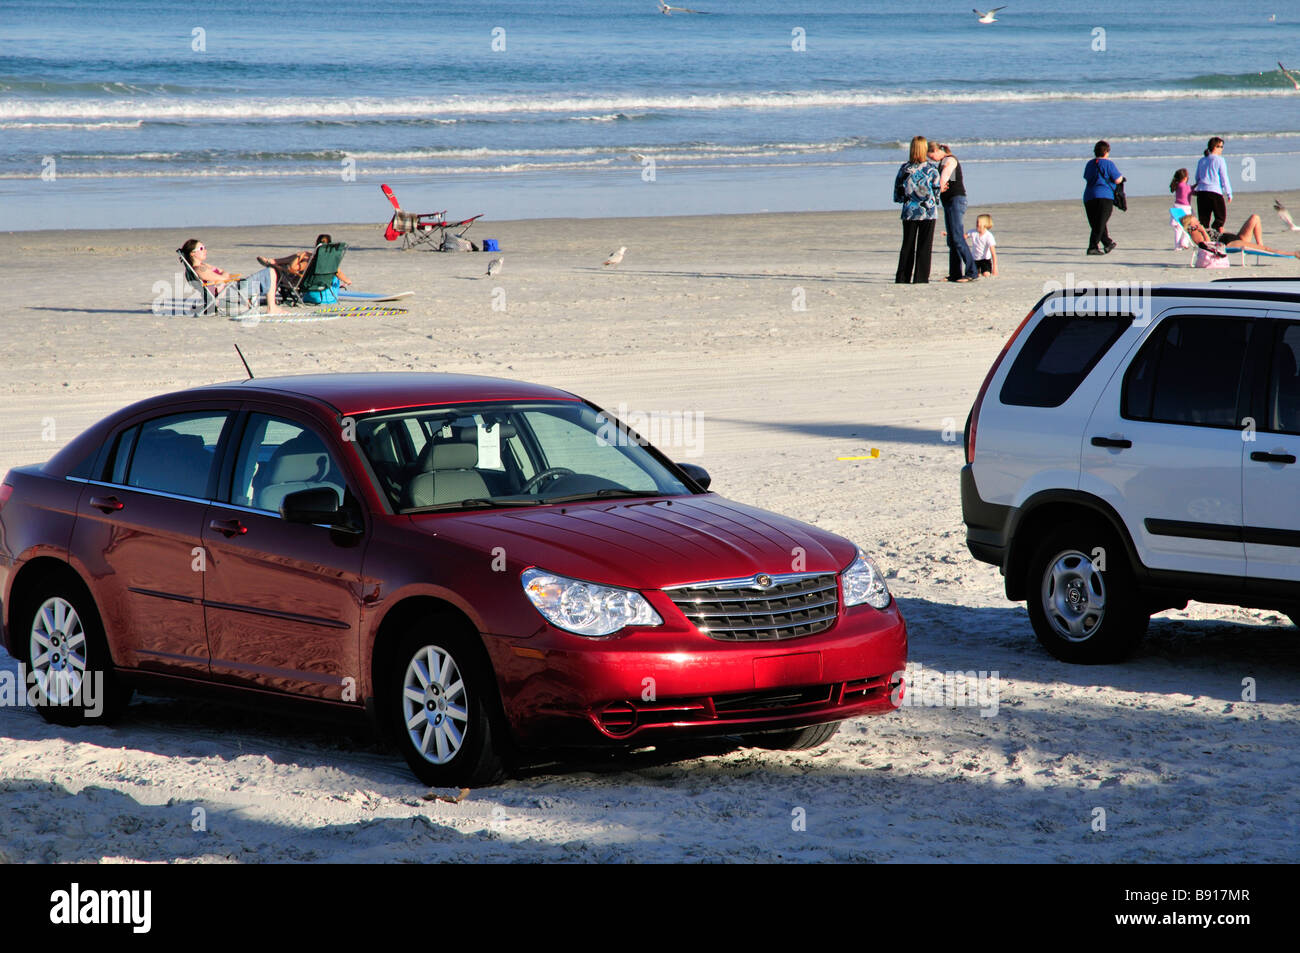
[486,599,908,747]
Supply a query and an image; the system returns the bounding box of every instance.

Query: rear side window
[1123,316,1252,428]
[999,313,1130,408]
[125,412,230,499]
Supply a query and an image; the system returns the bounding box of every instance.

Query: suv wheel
[386,622,507,787]
[20,584,131,726]
[1025,522,1148,663]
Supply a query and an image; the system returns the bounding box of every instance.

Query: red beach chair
[381,184,483,250]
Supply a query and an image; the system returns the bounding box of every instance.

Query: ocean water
[3,0,1300,229]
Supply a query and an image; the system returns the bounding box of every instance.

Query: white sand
[2,193,1298,862]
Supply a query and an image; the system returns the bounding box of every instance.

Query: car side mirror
[280,487,362,534]
[676,462,711,490]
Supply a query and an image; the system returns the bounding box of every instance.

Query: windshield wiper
[540,488,663,504]
[406,497,543,514]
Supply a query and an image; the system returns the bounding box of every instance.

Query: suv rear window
[999,313,1130,408]
[1123,316,1253,428]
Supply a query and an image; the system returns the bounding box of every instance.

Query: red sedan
[0,373,907,785]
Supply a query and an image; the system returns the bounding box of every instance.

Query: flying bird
[604,246,627,266]
[1275,199,1300,231]
[973,6,1006,23]
[484,256,504,278]
[1279,61,1299,90]
[658,1,702,14]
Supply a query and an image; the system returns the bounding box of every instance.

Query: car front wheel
[1025,522,1148,663]
[387,622,506,787]
[741,722,840,751]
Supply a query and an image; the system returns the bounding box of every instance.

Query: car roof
[191,372,581,416]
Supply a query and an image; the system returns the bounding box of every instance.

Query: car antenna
[234,344,255,379]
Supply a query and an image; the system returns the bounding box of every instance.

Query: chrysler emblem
[754,573,773,589]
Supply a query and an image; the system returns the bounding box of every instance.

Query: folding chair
[176,249,259,317]
[286,242,348,304]
[380,184,483,250]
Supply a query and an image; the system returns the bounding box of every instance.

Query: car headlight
[842,551,891,609]
[520,568,663,637]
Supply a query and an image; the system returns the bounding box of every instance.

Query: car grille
[665,572,839,642]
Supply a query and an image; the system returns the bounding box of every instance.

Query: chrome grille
[666,572,839,642]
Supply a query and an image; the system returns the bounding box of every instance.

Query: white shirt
[966,229,996,260]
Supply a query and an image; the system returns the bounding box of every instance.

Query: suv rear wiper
[540,488,662,504]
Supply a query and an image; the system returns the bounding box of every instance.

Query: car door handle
[209,518,248,537]
[89,495,124,513]
[1090,436,1132,449]
[1250,451,1297,464]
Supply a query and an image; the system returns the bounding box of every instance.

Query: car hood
[406,494,859,590]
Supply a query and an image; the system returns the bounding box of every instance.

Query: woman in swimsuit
[1181,215,1299,258]
[181,238,280,309]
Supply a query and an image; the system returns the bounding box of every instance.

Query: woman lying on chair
[257,234,352,289]
[181,238,280,308]
[1181,215,1300,259]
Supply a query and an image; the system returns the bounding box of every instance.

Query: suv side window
[124,412,230,499]
[1000,313,1130,408]
[1268,323,1300,434]
[1123,316,1253,428]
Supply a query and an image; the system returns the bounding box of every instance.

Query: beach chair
[278,242,348,306]
[1170,206,1193,250]
[380,184,483,250]
[176,249,258,317]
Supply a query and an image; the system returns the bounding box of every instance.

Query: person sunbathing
[258,234,351,288]
[1181,214,1300,259]
[181,238,279,308]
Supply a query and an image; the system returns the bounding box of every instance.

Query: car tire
[741,721,840,751]
[1025,521,1148,663]
[385,620,507,788]
[19,581,132,726]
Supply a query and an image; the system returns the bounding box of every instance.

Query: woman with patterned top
[893,136,942,283]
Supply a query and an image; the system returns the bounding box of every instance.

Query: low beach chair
[380,184,483,250]
[1170,206,1193,250]
[176,249,258,317]
[277,242,349,306]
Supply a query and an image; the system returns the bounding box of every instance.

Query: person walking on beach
[1194,136,1232,233]
[1082,140,1124,255]
[929,142,977,281]
[893,136,942,283]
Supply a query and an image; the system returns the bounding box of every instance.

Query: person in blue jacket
[1082,140,1124,255]
[1194,137,1232,232]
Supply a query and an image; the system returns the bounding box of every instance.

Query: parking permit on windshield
[478,422,502,469]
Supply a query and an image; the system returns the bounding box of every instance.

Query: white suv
[962,278,1300,663]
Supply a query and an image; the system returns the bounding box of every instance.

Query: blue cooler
[482,239,499,252]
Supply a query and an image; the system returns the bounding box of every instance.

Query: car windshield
[354,400,694,513]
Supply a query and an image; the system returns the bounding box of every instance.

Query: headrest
[429,442,478,470]
[266,451,326,484]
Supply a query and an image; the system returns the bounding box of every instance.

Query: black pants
[1196,191,1227,231]
[1084,198,1113,250]
[896,219,935,283]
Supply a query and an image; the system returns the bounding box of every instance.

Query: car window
[124,412,229,499]
[522,407,651,487]
[231,414,346,513]
[1123,316,1253,428]
[1000,313,1131,408]
[1268,323,1300,434]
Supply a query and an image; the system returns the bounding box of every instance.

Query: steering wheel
[520,467,575,495]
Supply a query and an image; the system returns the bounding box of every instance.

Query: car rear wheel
[386,622,506,787]
[1025,522,1148,663]
[21,584,131,726]
[741,722,840,751]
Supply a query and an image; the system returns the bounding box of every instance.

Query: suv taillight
[966,306,1038,465]
[0,483,11,509]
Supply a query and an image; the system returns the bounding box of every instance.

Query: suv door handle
[89,495,124,513]
[1250,451,1297,464]
[209,518,248,537]
[1090,436,1132,449]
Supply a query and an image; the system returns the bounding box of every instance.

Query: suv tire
[1025,521,1148,663]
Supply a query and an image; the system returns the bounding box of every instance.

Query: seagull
[658,1,702,14]
[484,256,504,278]
[603,246,627,266]
[1275,199,1300,231]
[973,6,1006,23]
[1279,61,1299,90]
